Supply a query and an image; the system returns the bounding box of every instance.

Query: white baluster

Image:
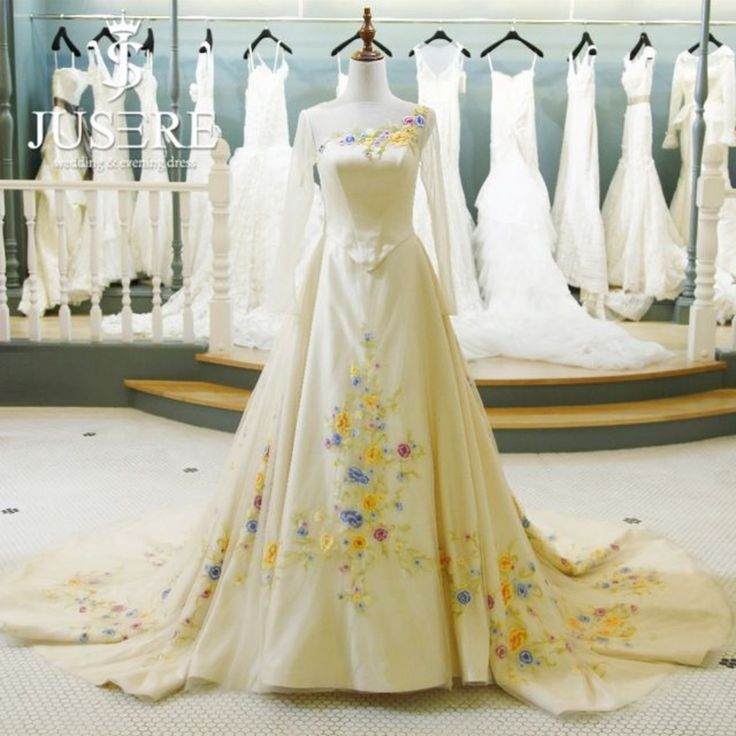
[117,190,133,342]
[22,190,41,341]
[688,143,725,362]
[53,189,71,341]
[86,190,102,341]
[180,190,194,342]
[0,192,9,341]
[208,137,233,354]
[149,189,163,342]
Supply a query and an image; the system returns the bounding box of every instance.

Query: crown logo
[106,11,141,40]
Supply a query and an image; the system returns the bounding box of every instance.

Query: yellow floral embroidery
[279,329,431,611]
[170,530,229,648]
[442,531,484,615]
[488,541,569,679]
[263,542,279,568]
[328,106,429,160]
[593,565,663,596]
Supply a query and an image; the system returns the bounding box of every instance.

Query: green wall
[9,0,736,217]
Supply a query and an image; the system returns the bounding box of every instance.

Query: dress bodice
[133,56,159,113]
[664,44,736,148]
[622,46,655,100]
[51,67,88,106]
[243,44,289,149]
[566,47,596,97]
[86,41,125,114]
[620,48,657,162]
[414,42,465,160]
[315,108,428,267]
[190,41,214,110]
[270,101,456,316]
[489,57,539,169]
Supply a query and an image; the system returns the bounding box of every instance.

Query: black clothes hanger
[200,27,213,53]
[571,30,596,59]
[140,28,154,55]
[90,25,131,57]
[51,26,81,57]
[243,27,293,59]
[480,28,544,58]
[330,31,392,58]
[688,32,724,54]
[629,32,653,60]
[409,28,471,58]
[92,26,116,44]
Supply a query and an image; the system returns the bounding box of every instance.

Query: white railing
[689,143,728,360]
[0,137,233,353]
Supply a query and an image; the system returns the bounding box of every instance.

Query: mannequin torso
[309,59,417,147]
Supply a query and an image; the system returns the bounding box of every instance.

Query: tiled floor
[0,407,734,735]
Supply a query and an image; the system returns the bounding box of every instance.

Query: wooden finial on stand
[351,7,384,61]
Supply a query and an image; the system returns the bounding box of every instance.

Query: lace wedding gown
[102,42,321,344]
[603,47,686,321]
[0,99,731,715]
[454,55,671,369]
[18,63,91,314]
[551,46,608,313]
[86,40,134,285]
[129,52,173,282]
[411,41,483,313]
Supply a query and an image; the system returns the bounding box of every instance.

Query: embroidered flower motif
[456,590,472,606]
[280,325,430,611]
[340,509,364,528]
[328,106,429,160]
[263,543,278,568]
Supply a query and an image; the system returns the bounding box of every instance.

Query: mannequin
[308,12,417,148]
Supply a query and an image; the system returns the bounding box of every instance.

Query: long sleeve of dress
[663,54,685,149]
[266,109,318,314]
[419,109,457,315]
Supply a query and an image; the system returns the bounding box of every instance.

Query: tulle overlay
[0,101,731,715]
[456,58,671,370]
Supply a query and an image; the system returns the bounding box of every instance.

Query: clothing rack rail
[23,14,736,27]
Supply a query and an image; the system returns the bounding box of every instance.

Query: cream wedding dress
[0,98,731,715]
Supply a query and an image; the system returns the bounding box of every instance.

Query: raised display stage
[3,317,735,452]
[121,322,736,452]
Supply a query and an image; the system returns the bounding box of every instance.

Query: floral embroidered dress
[0,98,731,714]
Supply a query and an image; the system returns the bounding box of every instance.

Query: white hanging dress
[603,47,686,320]
[129,51,173,283]
[229,43,293,313]
[86,40,134,285]
[454,54,671,370]
[551,46,608,314]
[18,61,91,315]
[664,44,736,323]
[102,43,321,346]
[663,44,736,241]
[0,99,730,714]
[412,41,483,313]
[185,40,217,281]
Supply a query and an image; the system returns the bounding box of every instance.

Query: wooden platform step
[124,379,736,430]
[195,350,728,386]
[124,380,249,412]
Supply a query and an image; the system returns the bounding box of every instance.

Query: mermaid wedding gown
[0,98,731,715]
[603,47,686,321]
[454,55,671,370]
